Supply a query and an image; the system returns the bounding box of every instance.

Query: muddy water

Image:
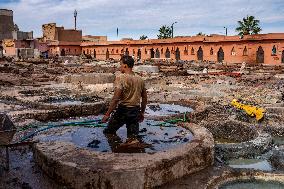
[37,116,193,153]
[227,158,272,171]
[215,138,238,144]
[219,180,284,189]
[273,136,284,146]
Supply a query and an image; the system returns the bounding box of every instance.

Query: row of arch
[148,47,225,62]
[83,46,284,64]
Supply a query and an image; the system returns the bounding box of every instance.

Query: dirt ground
[1,57,284,188]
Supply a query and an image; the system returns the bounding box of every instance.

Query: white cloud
[1,0,284,40]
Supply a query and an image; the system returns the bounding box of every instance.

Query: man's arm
[139,87,147,122]
[102,88,122,122]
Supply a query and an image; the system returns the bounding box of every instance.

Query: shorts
[103,105,140,138]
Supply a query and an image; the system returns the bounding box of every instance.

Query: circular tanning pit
[270,145,284,171]
[219,180,284,189]
[33,122,214,189]
[34,116,194,153]
[206,120,272,160]
[206,172,284,189]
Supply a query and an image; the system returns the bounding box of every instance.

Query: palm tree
[236,15,262,36]
[157,25,172,39]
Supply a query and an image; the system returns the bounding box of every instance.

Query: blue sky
[1,0,284,40]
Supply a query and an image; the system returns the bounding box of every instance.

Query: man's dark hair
[120,55,134,68]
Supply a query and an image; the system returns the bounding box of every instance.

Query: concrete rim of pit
[33,122,214,189]
[206,120,272,160]
[205,171,284,189]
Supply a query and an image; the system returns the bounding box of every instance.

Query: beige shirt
[114,73,145,107]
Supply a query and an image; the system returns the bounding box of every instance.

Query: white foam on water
[145,103,193,117]
[228,158,272,171]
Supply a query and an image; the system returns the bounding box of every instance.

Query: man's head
[120,55,134,73]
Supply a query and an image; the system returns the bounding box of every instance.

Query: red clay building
[43,23,82,57]
[81,33,284,65]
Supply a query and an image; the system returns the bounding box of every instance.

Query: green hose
[17,118,103,132]
[18,112,188,142]
[19,122,107,142]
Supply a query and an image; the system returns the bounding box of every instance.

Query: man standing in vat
[102,55,147,144]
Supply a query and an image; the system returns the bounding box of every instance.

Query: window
[243,46,248,56]
[272,45,277,55]
[116,49,118,53]
[145,48,147,54]
[161,48,164,54]
[231,47,236,56]
[210,48,213,55]
[133,49,135,55]
[87,49,89,54]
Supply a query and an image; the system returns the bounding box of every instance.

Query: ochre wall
[57,29,82,42]
[48,45,81,57]
[80,34,284,64]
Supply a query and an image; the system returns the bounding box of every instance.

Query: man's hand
[102,114,110,123]
[139,112,145,123]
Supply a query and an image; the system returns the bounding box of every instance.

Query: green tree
[196,32,205,36]
[139,35,148,40]
[236,15,262,36]
[157,25,172,39]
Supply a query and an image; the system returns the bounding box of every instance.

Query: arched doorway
[256,46,264,63]
[150,48,155,58]
[155,49,160,58]
[93,49,96,58]
[106,49,109,59]
[175,48,180,61]
[217,47,224,62]
[137,49,141,60]
[60,49,65,56]
[125,48,129,56]
[0,46,3,58]
[197,46,203,61]
[165,48,170,58]
[282,50,284,63]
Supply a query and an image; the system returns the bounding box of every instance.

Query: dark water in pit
[219,180,284,189]
[37,116,193,153]
[41,96,100,105]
